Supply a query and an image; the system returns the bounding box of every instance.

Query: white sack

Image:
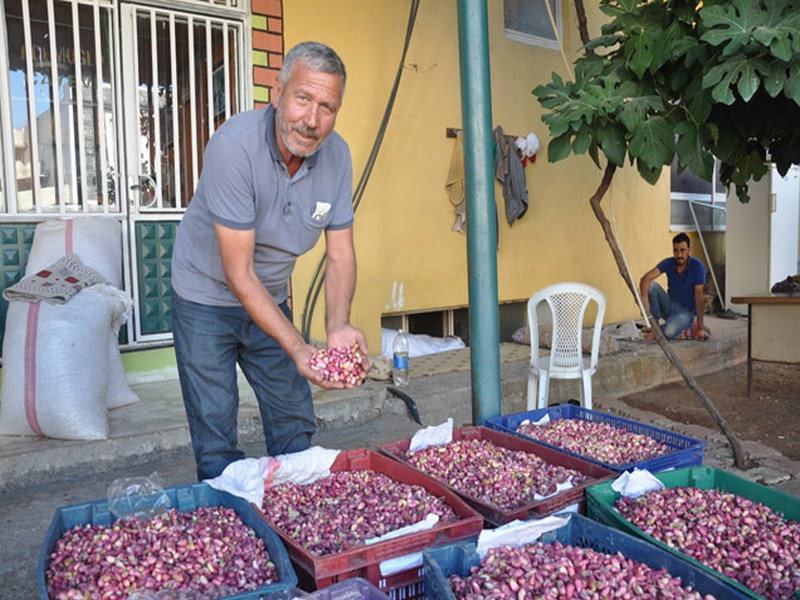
[380,328,466,360]
[106,330,139,410]
[23,218,137,409]
[511,324,620,355]
[0,284,129,440]
[25,217,123,287]
[103,289,138,410]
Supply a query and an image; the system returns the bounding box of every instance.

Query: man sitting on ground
[639,232,710,340]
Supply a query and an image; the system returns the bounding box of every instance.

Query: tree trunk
[588,162,753,469]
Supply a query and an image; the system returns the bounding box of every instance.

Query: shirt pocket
[301,200,334,230]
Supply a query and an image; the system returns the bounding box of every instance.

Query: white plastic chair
[527,282,606,411]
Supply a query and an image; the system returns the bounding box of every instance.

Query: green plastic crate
[586,466,800,600]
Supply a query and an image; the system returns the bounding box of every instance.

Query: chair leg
[527,372,538,411]
[581,372,593,411]
[537,373,550,410]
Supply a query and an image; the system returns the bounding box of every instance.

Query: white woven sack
[0,284,129,440]
[25,217,137,408]
[25,217,123,287]
[106,330,139,410]
[104,288,138,410]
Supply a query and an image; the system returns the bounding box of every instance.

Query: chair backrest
[527,282,607,372]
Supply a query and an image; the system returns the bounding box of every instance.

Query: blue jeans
[647,282,694,339]
[172,293,316,480]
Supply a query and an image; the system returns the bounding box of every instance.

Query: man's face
[673,241,691,266]
[273,62,343,159]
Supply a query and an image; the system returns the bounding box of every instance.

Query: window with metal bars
[1,0,119,215]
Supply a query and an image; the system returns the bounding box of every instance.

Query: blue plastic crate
[38,482,298,600]
[423,513,751,599]
[484,405,705,472]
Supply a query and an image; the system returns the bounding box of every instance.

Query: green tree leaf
[703,55,768,104]
[625,30,654,78]
[618,92,663,132]
[548,133,574,163]
[534,0,800,203]
[784,60,800,104]
[572,128,593,155]
[762,63,788,98]
[629,116,675,170]
[675,120,714,181]
[700,0,758,55]
[597,124,628,166]
[635,158,663,185]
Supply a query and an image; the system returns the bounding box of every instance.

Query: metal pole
[688,200,726,311]
[456,0,501,424]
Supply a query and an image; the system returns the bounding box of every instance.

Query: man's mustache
[293,124,319,139]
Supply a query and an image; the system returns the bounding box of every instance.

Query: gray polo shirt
[171,106,354,306]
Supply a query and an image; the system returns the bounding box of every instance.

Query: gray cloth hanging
[493,125,529,225]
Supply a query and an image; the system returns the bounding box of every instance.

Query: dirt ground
[618,361,800,461]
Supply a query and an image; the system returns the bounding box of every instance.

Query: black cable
[301,0,421,341]
[387,385,423,425]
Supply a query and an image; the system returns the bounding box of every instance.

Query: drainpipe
[456,0,501,424]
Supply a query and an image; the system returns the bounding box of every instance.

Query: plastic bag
[380,328,466,359]
[107,472,171,520]
[127,588,239,599]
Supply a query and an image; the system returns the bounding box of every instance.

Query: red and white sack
[23,217,139,409]
[0,284,130,440]
[24,217,123,287]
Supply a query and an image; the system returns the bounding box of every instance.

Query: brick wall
[251,0,283,108]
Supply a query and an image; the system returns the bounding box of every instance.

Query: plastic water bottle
[392,329,410,385]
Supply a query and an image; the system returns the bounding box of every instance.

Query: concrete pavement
[2,315,799,599]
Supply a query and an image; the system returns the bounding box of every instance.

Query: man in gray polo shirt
[171,41,367,481]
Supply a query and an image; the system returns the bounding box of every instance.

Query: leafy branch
[534,0,800,202]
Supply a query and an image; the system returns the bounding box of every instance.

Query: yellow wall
[284,1,674,353]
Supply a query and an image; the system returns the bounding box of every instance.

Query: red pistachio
[261,469,458,556]
[402,439,587,511]
[46,506,277,600]
[309,345,368,386]
[517,418,670,465]
[616,486,800,599]
[449,540,715,599]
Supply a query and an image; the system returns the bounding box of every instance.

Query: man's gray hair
[279,41,347,95]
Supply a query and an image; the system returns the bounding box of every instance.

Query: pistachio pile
[261,468,458,556]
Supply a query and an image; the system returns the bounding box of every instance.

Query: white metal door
[119,2,245,342]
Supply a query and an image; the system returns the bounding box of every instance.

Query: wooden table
[730,294,800,396]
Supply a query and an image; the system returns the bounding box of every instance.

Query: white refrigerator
[725,164,800,313]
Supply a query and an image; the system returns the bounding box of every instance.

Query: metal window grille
[1,0,245,216]
[124,4,244,211]
[1,0,120,216]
